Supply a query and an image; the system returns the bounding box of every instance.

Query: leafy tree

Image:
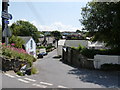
[80,2,120,50]
[51,31,62,39]
[76,29,81,33]
[9,35,25,48]
[0,25,1,41]
[10,20,40,43]
[51,30,62,47]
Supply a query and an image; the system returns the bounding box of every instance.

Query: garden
[1,43,37,76]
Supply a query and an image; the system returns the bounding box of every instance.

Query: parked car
[37,53,43,58]
[40,52,48,56]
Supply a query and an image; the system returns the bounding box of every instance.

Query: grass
[31,67,38,74]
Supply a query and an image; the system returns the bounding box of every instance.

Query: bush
[80,48,96,59]
[37,46,45,49]
[16,71,25,76]
[31,67,37,74]
[76,44,120,59]
[2,45,36,66]
[101,64,120,71]
[9,35,25,48]
[46,45,54,50]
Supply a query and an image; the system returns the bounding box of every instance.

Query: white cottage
[57,39,88,56]
[19,36,36,57]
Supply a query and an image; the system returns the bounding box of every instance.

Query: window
[31,40,33,49]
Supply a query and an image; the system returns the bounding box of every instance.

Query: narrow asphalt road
[2,49,119,88]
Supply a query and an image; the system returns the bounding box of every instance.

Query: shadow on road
[68,68,119,88]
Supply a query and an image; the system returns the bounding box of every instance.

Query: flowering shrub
[2,44,36,66]
[9,35,25,48]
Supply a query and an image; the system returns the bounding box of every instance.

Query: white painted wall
[25,38,36,57]
[57,40,66,56]
[64,40,88,48]
[94,55,120,69]
[58,45,63,56]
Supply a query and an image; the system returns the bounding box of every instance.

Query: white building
[57,39,88,56]
[57,39,66,56]
[19,36,36,57]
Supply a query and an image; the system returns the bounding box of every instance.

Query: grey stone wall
[62,47,94,69]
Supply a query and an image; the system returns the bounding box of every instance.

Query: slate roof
[18,36,32,44]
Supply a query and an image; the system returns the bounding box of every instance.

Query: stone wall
[62,47,94,69]
[1,57,27,72]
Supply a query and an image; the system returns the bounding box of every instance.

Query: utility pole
[2,0,12,45]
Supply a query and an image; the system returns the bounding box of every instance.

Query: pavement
[2,49,119,88]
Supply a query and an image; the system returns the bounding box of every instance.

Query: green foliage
[0,25,2,41]
[46,45,54,50]
[9,35,25,48]
[31,67,37,74]
[2,46,36,66]
[101,64,120,71]
[81,2,120,50]
[10,20,40,43]
[73,44,120,59]
[0,42,2,56]
[51,31,62,39]
[76,29,81,33]
[16,71,25,76]
[37,46,46,49]
[80,48,96,59]
[77,44,85,51]
[79,48,120,59]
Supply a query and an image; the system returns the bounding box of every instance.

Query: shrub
[80,48,96,59]
[76,45,120,59]
[37,46,45,49]
[31,67,37,74]
[101,64,120,71]
[2,45,36,66]
[46,45,54,50]
[77,44,85,51]
[9,35,25,48]
[16,71,25,76]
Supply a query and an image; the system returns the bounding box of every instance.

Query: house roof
[18,36,32,44]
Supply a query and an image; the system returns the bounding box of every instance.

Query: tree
[80,1,120,50]
[51,31,62,39]
[76,29,81,33]
[51,31,62,47]
[9,35,25,48]
[0,25,1,41]
[10,20,40,43]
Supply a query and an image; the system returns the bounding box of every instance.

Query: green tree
[9,35,25,48]
[80,1,120,50]
[0,25,1,41]
[10,20,40,43]
[51,31,62,39]
[76,29,81,33]
[51,31,62,47]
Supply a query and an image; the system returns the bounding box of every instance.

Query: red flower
[2,43,5,45]
[11,43,15,46]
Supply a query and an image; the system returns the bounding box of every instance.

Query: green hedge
[101,64,120,71]
[76,44,120,59]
